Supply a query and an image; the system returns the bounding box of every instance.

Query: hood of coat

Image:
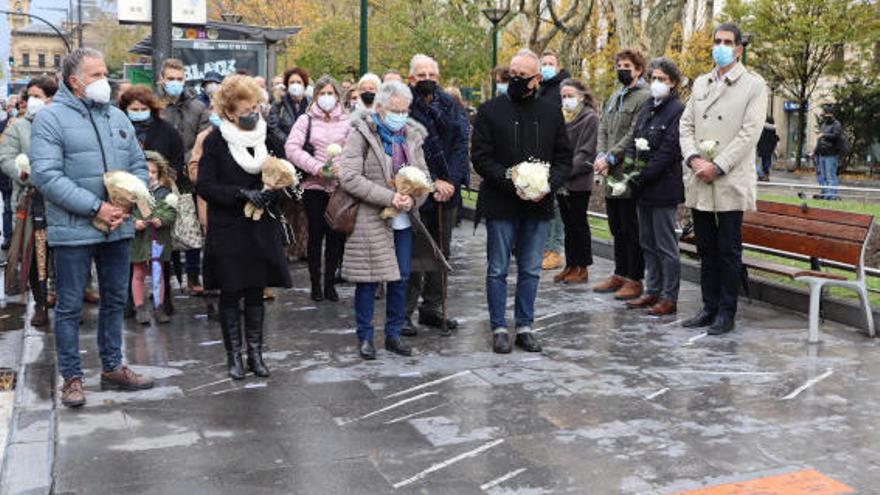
[308,100,347,122]
[351,110,428,149]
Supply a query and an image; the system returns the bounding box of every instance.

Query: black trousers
[406,203,457,318]
[558,191,593,268]
[302,189,346,286]
[606,198,644,280]
[692,209,743,317]
[219,287,263,310]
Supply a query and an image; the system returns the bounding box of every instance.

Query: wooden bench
[680,200,875,343]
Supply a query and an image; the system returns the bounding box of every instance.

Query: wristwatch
[90,200,102,218]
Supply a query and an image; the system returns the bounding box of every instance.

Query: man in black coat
[404,54,470,337]
[472,48,573,354]
[814,105,844,200]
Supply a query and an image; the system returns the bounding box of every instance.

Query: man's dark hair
[713,23,743,45]
[614,48,647,72]
[647,57,683,87]
[27,75,59,98]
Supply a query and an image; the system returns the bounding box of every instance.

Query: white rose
[164,193,179,209]
[699,140,717,154]
[610,181,628,197]
[635,138,650,152]
[14,154,29,175]
[327,143,343,157]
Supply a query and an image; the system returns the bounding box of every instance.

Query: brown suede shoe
[100,366,154,391]
[593,275,624,293]
[83,288,100,304]
[553,267,573,283]
[563,267,589,284]
[614,279,643,300]
[626,293,658,309]
[263,288,275,301]
[61,377,85,408]
[648,298,678,316]
[542,251,563,270]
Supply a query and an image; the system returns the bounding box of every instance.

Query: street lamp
[482,2,509,98]
[741,32,753,65]
[359,0,368,76]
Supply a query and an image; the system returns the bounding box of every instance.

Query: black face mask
[823,115,833,123]
[617,69,634,87]
[414,80,437,98]
[361,91,376,105]
[238,112,260,131]
[507,75,536,101]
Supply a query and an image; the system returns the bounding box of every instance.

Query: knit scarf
[219,118,269,175]
[372,113,409,175]
[563,103,584,123]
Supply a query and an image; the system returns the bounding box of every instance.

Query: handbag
[324,141,369,234]
[172,192,204,250]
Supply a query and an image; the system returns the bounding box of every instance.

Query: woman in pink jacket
[285,75,351,302]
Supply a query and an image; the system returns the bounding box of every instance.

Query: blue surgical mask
[128,109,151,122]
[496,83,508,96]
[384,112,408,132]
[712,44,735,68]
[10,109,18,118]
[540,66,558,81]
[209,113,222,127]
[164,80,185,97]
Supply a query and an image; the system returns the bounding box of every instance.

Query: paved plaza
[6,227,880,494]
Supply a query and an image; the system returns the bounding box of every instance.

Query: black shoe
[220,306,245,380]
[310,284,324,302]
[324,283,339,302]
[384,337,413,357]
[244,305,270,377]
[418,313,459,331]
[707,314,735,335]
[359,340,376,360]
[492,331,511,354]
[682,309,716,328]
[514,332,542,352]
[401,317,417,337]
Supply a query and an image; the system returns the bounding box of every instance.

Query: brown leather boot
[542,251,563,270]
[553,267,573,283]
[626,293,658,309]
[614,279,643,300]
[83,288,100,304]
[648,298,678,316]
[100,366,154,391]
[593,275,624,293]
[563,267,589,284]
[61,376,85,408]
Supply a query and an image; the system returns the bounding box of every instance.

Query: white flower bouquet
[698,140,720,225]
[511,159,551,200]
[14,154,29,177]
[92,170,153,233]
[380,166,434,219]
[244,157,300,221]
[321,143,343,179]
[602,138,650,198]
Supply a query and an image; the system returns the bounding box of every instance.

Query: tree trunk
[795,104,807,171]
[702,0,715,29]
[610,0,637,48]
[644,0,687,57]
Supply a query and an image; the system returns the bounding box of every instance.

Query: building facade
[7,0,69,84]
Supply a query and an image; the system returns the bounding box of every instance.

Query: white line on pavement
[645,388,670,400]
[534,312,562,323]
[384,403,448,424]
[384,371,471,400]
[534,318,580,332]
[480,467,527,491]
[682,333,708,346]
[393,439,505,489]
[781,368,834,400]
[341,392,438,425]
[186,378,230,392]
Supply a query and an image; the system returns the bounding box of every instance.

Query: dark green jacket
[130,186,176,263]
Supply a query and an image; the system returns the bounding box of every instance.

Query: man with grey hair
[403,53,470,337]
[30,48,153,408]
[472,48,573,354]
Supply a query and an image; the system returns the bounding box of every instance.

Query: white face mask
[562,97,580,112]
[84,78,112,104]
[288,83,305,98]
[650,80,671,100]
[305,85,314,99]
[26,97,46,117]
[205,82,219,97]
[317,94,337,112]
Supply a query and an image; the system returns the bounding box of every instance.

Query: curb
[0,320,56,495]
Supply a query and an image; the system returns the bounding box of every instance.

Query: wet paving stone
[46,227,880,494]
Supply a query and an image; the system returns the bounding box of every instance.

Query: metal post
[359,0,368,76]
[77,0,82,48]
[151,0,172,87]
[491,25,498,97]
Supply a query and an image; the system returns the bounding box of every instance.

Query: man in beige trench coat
[679,22,767,335]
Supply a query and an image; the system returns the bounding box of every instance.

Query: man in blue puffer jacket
[30,48,153,408]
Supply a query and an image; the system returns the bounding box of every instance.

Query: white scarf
[219,118,269,174]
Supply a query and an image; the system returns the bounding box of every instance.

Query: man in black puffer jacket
[472,48,573,355]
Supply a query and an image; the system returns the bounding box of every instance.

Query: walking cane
[438,201,451,337]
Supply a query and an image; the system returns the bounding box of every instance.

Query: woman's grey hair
[409,54,440,76]
[647,57,682,87]
[375,80,413,109]
[62,48,103,88]
[313,75,342,98]
[357,72,381,89]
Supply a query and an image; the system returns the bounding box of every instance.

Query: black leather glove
[261,189,283,208]
[237,189,267,210]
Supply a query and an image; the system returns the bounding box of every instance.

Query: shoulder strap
[85,105,109,173]
[305,115,313,147]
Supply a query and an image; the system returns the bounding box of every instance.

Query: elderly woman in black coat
[624,57,686,316]
[198,75,292,380]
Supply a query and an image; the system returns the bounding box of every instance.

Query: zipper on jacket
[513,120,520,155]
[533,120,540,158]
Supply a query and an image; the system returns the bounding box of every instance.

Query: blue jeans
[759,155,772,178]
[2,189,11,246]
[354,228,413,342]
[817,155,839,199]
[545,199,564,253]
[486,218,550,330]
[54,239,131,380]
